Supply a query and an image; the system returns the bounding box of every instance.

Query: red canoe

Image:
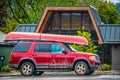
[5,32,88,45]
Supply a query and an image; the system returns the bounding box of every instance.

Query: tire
[34,71,44,76]
[74,61,88,76]
[20,62,34,76]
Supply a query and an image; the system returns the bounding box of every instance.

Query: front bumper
[90,62,100,70]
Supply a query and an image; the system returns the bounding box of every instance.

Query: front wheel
[74,62,88,76]
[20,62,34,76]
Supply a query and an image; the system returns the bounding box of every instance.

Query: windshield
[64,43,76,52]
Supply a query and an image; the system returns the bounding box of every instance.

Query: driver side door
[51,44,71,68]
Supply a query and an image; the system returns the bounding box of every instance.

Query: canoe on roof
[5,32,88,45]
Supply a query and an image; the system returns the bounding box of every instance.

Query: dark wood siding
[112,45,120,70]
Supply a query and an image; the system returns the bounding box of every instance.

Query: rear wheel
[74,61,88,76]
[20,62,34,76]
[34,71,44,76]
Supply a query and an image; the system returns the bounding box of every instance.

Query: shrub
[100,63,111,70]
[72,31,98,53]
[1,65,12,72]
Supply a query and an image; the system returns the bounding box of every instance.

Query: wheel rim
[76,63,86,74]
[22,64,33,75]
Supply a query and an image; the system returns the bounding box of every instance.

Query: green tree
[78,0,102,8]
[97,1,119,24]
[115,3,120,24]
[0,0,78,33]
[0,0,7,27]
[0,18,18,33]
[72,31,98,53]
[77,0,119,24]
[6,0,78,24]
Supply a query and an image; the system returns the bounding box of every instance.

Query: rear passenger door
[33,43,52,68]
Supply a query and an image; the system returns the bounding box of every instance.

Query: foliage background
[72,31,98,53]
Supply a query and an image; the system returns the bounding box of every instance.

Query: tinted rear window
[12,43,31,52]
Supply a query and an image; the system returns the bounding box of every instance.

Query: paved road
[0,72,120,80]
[1,75,120,80]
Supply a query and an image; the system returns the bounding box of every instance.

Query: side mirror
[62,51,67,54]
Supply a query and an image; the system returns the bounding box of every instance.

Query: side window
[12,43,31,52]
[52,44,65,53]
[34,44,50,53]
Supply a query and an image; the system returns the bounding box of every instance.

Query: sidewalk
[0,70,120,77]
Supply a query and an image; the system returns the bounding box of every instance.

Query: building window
[61,13,70,30]
[44,11,94,36]
[71,13,81,31]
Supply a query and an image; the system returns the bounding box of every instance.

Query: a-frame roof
[36,6,103,44]
[34,6,120,44]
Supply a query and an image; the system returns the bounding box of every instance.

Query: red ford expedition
[6,32,100,76]
[9,41,100,76]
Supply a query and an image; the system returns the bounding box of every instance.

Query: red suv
[9,41,100,76]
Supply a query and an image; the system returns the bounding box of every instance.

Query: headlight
[89,56,96,60]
